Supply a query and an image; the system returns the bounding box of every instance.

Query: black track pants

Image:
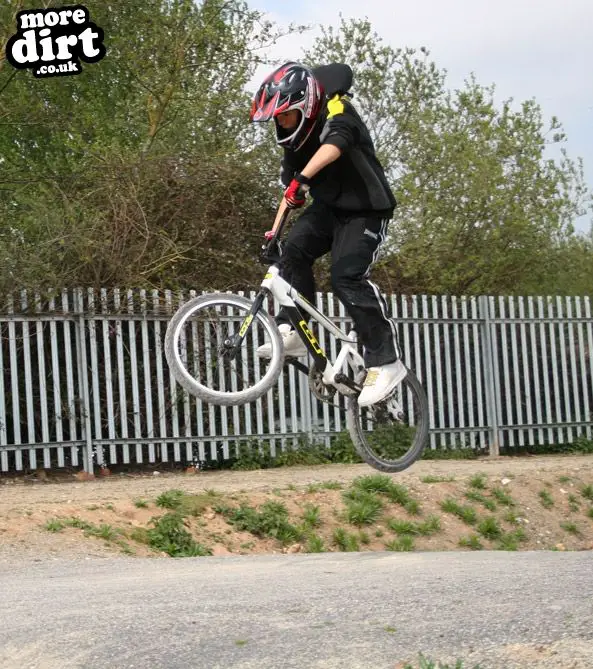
[276,201,401,368]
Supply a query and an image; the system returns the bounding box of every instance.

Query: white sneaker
[257,323,307,358]
[357,359,407,407]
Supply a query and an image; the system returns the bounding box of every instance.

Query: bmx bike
[164,208,428,472]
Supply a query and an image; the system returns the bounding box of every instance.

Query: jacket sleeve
[319,96,358,153]
[280,150,298,187]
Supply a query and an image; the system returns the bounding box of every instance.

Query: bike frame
[261,264,365,391]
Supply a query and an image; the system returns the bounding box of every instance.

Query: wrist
[294,172,312,186]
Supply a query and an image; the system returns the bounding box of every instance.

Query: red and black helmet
[250,62,324,151]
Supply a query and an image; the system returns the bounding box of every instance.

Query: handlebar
[259,205,292,264]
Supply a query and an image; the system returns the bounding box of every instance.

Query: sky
[248,0,593,232]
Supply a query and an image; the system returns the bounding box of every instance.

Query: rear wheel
[346,368,428,472]
[164,293,284,406]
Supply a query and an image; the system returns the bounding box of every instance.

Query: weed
[568,494,581,512]
[105,503,115,511]
[353,474,393,493]
[181,494,215,517]
[147,512,211,557]
[134,499,149,508]
[497,528,527,551]
[421,475,455,483]
[64,517,93,531]
[440,498,477,525]
[322,480,343,490]
[86,523,120,541]
[86,505,99,511]
[375,528,384,538]
[333,527,360,552]
[359,530,371,545]
[458,535,483,550]
[343,491,384,526]
[586,507,593,519]
[387,515,441,537]
[404,499,421,516]
[385,535,414,552]
[464,490,496,511]
[384,625,396,633]
[44,518,66,532]
[560,521,581,536]
[156,489,186,510]
[235,639,248,646]
[477,517,502,541]
[130,527,150,544]
[469,473,488,490]
[503,510,520,525]
[302,504,321,528]
[490,487,515,506]
[384,482,413,507]
[557,475,571,484]
[538,490,554,509]
[403,654,481,668]
[581,484,593,502]
[305,534,325,553]
[224,501,301,545]
[387,518,417,535]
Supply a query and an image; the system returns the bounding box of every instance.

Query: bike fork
[224,290,267,357]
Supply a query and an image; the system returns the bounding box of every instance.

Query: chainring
[308,367,337,403]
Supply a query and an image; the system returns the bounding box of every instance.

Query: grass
[490,487,515,506]
[586,507,593,519]
[387,515,441,537]
[468,473,488,490]
[333,527,360,552]
[302,504,321,528]
[458,535,483,550]
[306,480,343,493]
[134,499,149,508]
[146,512,211,557]
[440,498,477,525]
[385,535,415,551]
[538,490,554,509]
[403,655,481,668]
[222,501,302,545]
[306,534,325,553]
[503,510,520,525]
[464,490,497,511]
[560,521,581,536]
[581,484,593,501]
[421,475,455,483]
[156,489,185,510]
[568,493,581,512]
[343,490,384,526]
[476,517,502,541]
[496,528,527,551]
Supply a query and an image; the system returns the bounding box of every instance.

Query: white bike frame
[261,264,365,394]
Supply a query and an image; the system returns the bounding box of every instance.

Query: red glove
[284,173,311,209]
[264,230,275,241]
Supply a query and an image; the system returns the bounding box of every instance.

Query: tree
[304,18,593,296]
[0,0,302,291]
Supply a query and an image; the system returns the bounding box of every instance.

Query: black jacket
[280,96,396,217]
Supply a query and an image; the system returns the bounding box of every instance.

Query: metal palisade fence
[0,288,592,473]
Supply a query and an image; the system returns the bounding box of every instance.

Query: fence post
[478,296,500,456]
[74,288,95,474]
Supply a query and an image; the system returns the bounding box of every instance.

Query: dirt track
[1,454,592,509]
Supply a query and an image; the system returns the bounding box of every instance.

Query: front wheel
[346,368,429,472]
[164,293,284,406]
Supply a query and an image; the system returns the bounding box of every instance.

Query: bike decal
[298,319,325,357]
[238,314,253,337]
